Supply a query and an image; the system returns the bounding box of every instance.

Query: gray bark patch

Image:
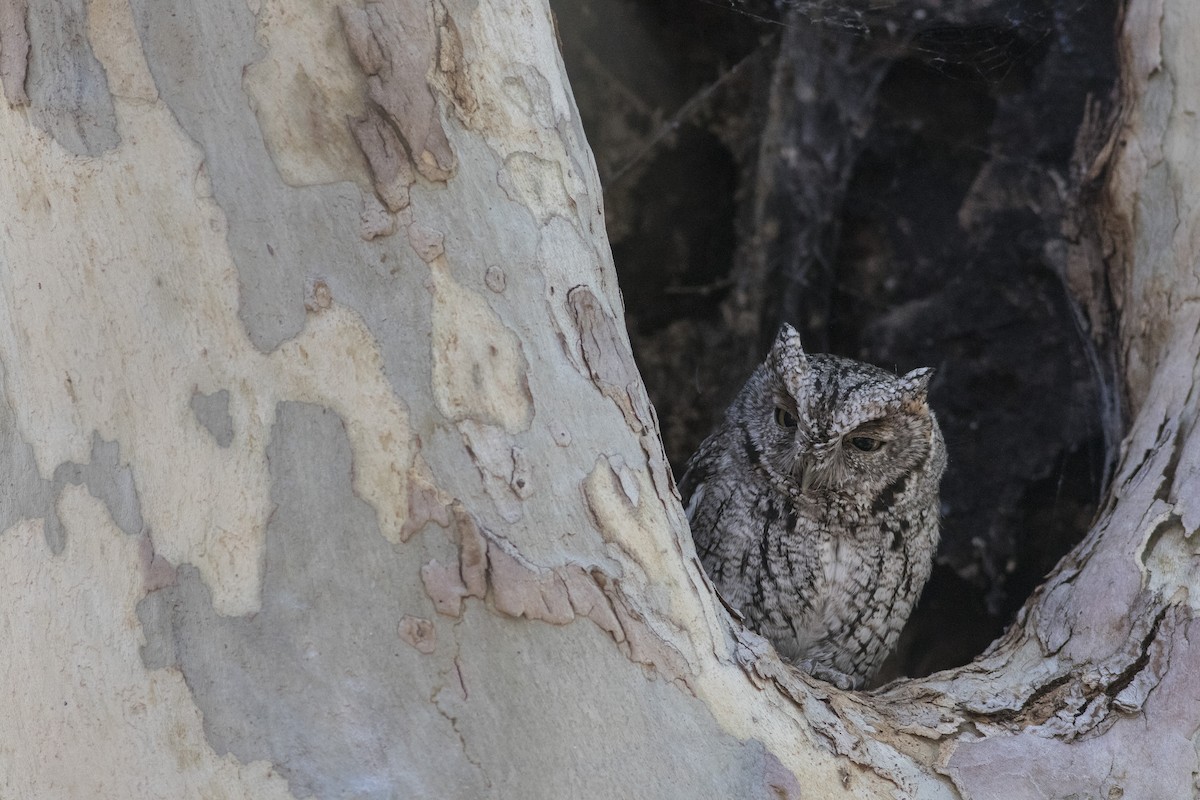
[25,0,119,156]
[137,401,485,798]
[189,389,233,448]
[0,362,56,548]
[49,433,144,541]
[0,363,142,553]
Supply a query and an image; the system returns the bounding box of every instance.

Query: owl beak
[796,456,819,492]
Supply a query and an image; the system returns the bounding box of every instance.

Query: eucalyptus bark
[0,1,1194,799]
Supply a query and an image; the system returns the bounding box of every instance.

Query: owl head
[736,324,943,504]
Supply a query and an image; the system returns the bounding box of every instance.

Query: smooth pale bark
[0,1,1194,799]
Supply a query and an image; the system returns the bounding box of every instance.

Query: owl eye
[848,436,883,452]
[773,407,798,429]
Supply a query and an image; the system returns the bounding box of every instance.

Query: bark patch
[570,285,679,506]
[44,434,145,553]
[138,534,177,593]
[498,151,575,225]
[243,0,371,188]
[0,0,29,105]
[351,105,415,212]
[189,389,233,448]
[1142,510,1200,608]
[569,285,651,435]
[398,615,437,654]
[400,461,452,542]
[431,0,476,117]
[488,541,575,624]
[341,0,456,184]
[430,258,533,433]
[25,0,120,155]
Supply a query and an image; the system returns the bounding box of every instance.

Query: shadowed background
[551,0,1120,681]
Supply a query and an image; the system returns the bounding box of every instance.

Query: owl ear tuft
[769,324,809,380]
[898,367,934,411]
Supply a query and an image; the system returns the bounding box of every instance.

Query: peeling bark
[351,105,416,212]
[341,0,455,182]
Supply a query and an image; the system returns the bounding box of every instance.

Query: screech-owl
[680,324,946,689]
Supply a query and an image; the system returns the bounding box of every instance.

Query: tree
[0,0,1192,798]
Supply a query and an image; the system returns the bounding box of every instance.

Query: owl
[680,324,946,689]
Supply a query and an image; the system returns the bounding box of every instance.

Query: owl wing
[677,437,716,520]
[678,431,736,561]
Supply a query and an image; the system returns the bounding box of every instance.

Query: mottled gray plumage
[680,324,946,689]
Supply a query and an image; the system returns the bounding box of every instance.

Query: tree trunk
[0,1,1192,798]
